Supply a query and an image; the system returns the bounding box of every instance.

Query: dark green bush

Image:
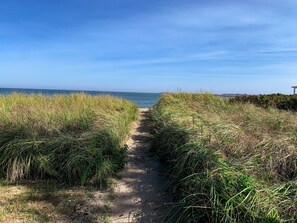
[230,94,297,111]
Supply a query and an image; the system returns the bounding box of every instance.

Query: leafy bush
[230,94,297,111]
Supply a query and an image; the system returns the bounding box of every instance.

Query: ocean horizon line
[0,87,161,95]
[0,87,161,108]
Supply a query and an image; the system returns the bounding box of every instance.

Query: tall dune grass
[151,93,296,222]
[0,93,138,186]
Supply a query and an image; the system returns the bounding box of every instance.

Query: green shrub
[230,94,297,111]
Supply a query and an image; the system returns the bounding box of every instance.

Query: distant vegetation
[230,93,297,111]
[151,93,296,222]
[0,93,138,186]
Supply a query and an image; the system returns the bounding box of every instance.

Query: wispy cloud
[0,0,297,93]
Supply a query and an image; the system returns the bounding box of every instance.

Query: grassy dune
[0,93,138,186]
[151,93,296,222]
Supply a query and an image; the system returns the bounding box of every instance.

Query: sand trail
[110,109,171,223]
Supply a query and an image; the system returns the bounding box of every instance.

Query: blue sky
[0,0,297,93]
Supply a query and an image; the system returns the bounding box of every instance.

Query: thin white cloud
[166,4,274,29]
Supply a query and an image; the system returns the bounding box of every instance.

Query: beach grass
[0,93,138,186]
[151,93,297,222]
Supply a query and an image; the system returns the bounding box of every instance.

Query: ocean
[0,88,161,108]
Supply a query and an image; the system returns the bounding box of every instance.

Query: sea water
[0,88,161,108]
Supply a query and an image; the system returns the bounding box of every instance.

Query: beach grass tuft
[151,93,297,222]
[0,93,138,186]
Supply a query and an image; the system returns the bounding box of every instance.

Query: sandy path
[110,109,172,223]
